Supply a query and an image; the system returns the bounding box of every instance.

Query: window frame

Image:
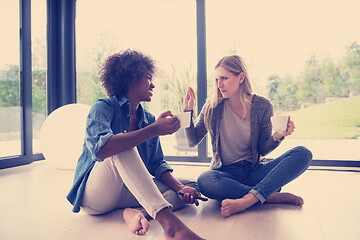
[0,0,36,169]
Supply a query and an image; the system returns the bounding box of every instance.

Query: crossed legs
[82,148,204,239]
[198,146,312,217]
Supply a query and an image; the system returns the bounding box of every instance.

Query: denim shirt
[66,95,173,213]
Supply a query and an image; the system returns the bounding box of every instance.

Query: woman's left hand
[275,116,295,140]
[178,186,201,206]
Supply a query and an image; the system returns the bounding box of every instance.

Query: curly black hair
[99,49,156,97]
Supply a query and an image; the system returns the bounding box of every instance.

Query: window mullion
[19,0,33,164]
[196,0,207,160]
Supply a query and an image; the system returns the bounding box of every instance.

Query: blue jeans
[197,146,312,203]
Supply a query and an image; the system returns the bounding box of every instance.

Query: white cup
[175,112,191,129]
[271,115,289,132]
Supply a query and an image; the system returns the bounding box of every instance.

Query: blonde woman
[184,55,312,217]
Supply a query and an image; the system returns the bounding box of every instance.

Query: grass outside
[280,95,360,139]
[0,96,359,141]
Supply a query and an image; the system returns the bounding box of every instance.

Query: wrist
[175,184,186,193]
[160,171,185,193]
[273,133,285,143]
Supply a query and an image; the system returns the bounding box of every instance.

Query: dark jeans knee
[294,145,313,168]
[197,170,222,199]
[197,171,211,194]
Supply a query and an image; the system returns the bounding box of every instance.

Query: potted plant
[167,64,197,152]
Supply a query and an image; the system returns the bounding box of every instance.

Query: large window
[76,0,198,157]
[206,0,360,163]
[0,1,21,158]
[1,0,359,169]
[32,0,47,154]
[0,0,45,169]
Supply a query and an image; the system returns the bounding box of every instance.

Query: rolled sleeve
[154,162,173,180]
[90,132,113,161]
[140,133,173,180]
[85,100,115,161]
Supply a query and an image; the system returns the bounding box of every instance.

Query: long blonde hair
[204,55,253,133]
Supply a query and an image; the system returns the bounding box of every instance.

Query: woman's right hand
[153,111,180,136]
[184,87,196,111]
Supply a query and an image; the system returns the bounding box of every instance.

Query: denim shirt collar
[115,95,149,125]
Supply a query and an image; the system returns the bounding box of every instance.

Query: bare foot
[156,207,205,240]
[266,192,304,206]
[123,208,150,235]
[221,193,259,217]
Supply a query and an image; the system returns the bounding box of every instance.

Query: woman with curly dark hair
[67,49,205,240]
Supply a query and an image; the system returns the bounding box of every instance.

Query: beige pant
[81,148,187,219]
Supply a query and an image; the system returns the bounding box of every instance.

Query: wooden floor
[1,161,360,240]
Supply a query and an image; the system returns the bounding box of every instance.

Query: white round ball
[40,103,91,170]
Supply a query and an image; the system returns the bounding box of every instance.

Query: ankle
[155,207,173,222]
[156,208,180,226]
[243,193,259,204]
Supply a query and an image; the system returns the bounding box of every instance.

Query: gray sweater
[185,94,280,169]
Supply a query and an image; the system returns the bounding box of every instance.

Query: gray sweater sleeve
[184,109,208,147]
[256,100,279,156]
